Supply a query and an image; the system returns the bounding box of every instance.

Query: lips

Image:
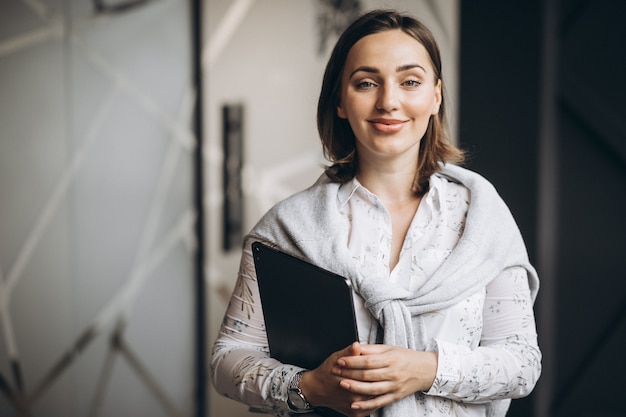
[368,118,408,133]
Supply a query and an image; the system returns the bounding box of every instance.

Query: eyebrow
[349,64,427,79]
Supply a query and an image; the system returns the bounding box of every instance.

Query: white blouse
[211,174,540,416]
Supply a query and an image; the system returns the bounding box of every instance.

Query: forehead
[345,30,433,71]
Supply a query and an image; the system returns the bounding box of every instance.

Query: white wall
[204,1,459,416]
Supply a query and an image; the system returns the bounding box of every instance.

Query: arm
[211,238,376,416]
[210,238,304,414]
[427,266,541,402]
[332,267,540,412]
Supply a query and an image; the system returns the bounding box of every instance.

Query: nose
[376,84,399,112]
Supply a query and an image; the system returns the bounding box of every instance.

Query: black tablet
[251,241,359,370]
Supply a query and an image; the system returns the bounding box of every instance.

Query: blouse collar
[337,174,445,209]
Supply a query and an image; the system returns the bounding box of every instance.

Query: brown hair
[317,9,464,195]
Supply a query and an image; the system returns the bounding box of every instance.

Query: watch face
[288,389,308,410]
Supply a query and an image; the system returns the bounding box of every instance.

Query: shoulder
[435,164,511,213]
[270,173,339,212]
[436,164,496,191]
[246,173,344,244]
[436,164,503,200]
[429,173,470,213]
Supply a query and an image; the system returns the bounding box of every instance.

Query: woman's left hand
[332,343,438,412]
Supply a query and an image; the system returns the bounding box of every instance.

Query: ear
[432,79,442,115]
[337,103,347,119]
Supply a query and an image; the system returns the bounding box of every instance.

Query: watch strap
[287,371,314,413]
[288,370,305,391]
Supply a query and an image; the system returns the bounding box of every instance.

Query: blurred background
[0,1,624,417]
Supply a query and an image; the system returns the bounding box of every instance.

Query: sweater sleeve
[210,238,305,415]
[426,266,541,402]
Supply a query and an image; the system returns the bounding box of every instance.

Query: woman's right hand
[299,342,376,417]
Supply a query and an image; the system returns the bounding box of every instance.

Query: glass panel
[0,0,196,416]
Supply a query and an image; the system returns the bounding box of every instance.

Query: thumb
[340,341,362,358]
[335,342,361,368]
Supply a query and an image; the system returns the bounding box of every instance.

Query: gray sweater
[247,164,539,417]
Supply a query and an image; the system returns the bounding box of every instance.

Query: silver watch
[287,371,314,413]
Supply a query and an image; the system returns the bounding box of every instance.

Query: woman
[211,9,541,417]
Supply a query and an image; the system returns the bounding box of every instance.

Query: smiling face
[337,29,442,168]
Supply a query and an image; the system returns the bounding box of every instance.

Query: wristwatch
[287,371,314,413]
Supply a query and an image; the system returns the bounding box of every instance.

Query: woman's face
[337,29,441,167]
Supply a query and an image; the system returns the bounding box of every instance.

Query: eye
[403,79,422,88]
[355,80,376,90]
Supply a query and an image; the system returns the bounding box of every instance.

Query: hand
[332,343,438,413]
[300,342,375,417]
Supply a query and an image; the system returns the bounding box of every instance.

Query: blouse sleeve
[210,238,305,415]
[426,266,541,402]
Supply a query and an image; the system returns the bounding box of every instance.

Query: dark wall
[459,1,542,260]
[459,3,542,415]
[460,1,626,417]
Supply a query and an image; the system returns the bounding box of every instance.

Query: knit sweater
[246,164,540,417]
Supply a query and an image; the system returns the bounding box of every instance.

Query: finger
[336,341,361,359]
[350,392,394,412]
[348,341,362,356]
[335,342,363,367]
[344,342,362,357]
[335,366,388,382]
[339,378,390,396]
[338,352,388,371]
[357,343,391,355]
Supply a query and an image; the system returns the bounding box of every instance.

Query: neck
[356,162,419,206]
